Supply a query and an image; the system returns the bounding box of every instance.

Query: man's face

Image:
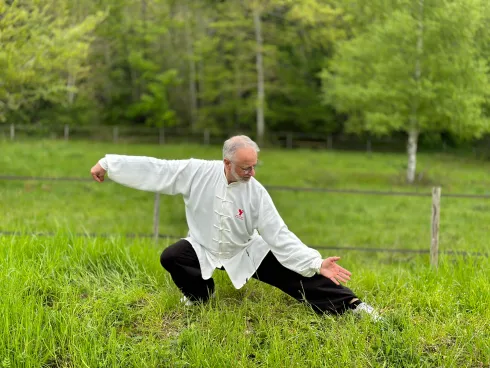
[225,147,258,183]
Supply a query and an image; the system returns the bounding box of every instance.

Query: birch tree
[323,0,490,183]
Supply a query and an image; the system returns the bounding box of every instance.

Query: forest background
[2,0,490,182]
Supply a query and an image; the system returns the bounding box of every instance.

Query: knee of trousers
[160,247,176,271]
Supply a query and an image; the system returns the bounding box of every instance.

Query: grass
[0,235,488,367]
[1,139,490,367]
[1,140,490,252]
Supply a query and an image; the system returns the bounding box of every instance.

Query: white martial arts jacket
[99,155,323,289]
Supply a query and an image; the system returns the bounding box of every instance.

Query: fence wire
[2,175,488,258]
[1,175,490,199]
[0,229,487,257]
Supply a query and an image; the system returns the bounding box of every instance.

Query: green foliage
[126,66,179,128]
[264,0,344,133]
[191,0,258,132]
[323,0,490,140]
[2,0,490,144]
[0,0,105,123]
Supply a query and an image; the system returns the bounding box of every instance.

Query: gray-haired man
[90,135,380,319]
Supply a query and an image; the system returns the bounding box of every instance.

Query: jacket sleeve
[256,187,323,277]
[101,154,198,196]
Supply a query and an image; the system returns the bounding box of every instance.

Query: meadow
[0,139,489,367]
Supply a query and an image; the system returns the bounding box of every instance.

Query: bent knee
[160,247,175,270]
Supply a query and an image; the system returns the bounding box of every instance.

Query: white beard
[231,165,248,183]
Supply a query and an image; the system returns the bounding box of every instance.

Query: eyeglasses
[232,161,258,174]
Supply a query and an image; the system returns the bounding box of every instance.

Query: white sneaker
[180,292,215,306]
[352,302,383,322]
[180,295,195,306]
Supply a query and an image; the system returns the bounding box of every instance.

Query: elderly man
[90,135,379,319]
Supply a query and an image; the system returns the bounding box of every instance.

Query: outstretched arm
[89,155,200,196]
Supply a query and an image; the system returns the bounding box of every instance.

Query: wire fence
[3,123,490,155]
[0,229,487,258]
[1,175,489,260]
[2,175,490,199]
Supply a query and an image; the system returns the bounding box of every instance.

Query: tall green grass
[0,235,488,367]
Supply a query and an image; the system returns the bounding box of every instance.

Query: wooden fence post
[10,124,15,141]
[204,129,210,145]
[431,187,441,268]
[64,125,70,141]
[113,126,119,143]
[153,193,160,243]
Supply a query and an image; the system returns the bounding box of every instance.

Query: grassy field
[1,140,490,252]
[1,140,490,367]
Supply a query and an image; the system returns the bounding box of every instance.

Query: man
[90,135,380,319]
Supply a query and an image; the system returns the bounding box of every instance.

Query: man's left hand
[319,257,351,285]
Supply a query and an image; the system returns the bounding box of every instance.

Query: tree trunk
[196,14,206,114]
[406,128,419,183]
[407,0,424,184]
[184,2,198,131]
[253,6,265,145]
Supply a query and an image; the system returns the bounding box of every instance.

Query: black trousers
[160,239,359,315]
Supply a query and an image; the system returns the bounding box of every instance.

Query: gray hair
[223,135,260,160]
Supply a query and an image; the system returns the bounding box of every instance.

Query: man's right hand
[90,162,107,183]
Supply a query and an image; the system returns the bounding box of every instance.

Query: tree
[0,0,104,124]
[252,2,265,144]
[266,0,346,134]
[323,0,490,183]
[189,0,267,134]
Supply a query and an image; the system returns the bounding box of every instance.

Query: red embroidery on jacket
[235,209,244,220]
